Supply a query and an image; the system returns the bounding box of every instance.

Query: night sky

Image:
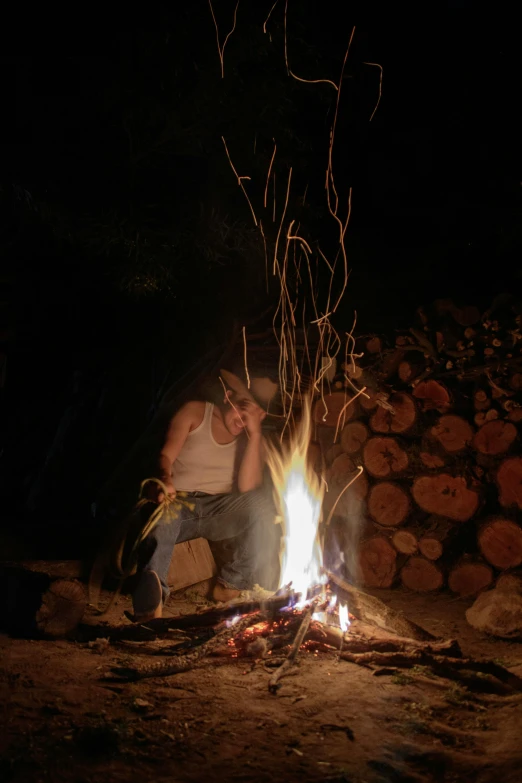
[1,4,520,549]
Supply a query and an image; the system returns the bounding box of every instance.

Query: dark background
[0,3,520,554]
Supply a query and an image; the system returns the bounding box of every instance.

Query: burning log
[326,571,436,641]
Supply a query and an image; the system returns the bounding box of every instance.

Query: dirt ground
[2,582,522,783]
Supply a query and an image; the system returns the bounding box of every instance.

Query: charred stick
[268,604,314,693]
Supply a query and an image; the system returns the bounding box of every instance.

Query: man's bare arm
[156,401,205,500]
[236,405,266,493]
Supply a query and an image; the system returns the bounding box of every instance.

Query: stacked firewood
[314,294,522,597]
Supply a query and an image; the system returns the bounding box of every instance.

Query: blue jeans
[136,488,280,599]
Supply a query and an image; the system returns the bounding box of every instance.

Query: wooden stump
[340,421,369,454]
[363,437,409,479]
[412,380,451,412]
[369,392,418,435]
[478,518,522,569]
[400,557,444,592]
[448,557,494,597]
[428,415,474,454]
[496,457,522,510]
[313,392,355,428]
[412,474,479,522]
[1,565,86,637]
[358,536,398,588]
[473,420,517,455]
[367,481,410,527]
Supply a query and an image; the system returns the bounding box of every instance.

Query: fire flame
[338,602,350,632]
[266,397,325,601]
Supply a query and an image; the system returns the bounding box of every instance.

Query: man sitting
[132,369,280,622]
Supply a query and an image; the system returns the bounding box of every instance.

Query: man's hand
[155,480,176,504]
[238,402,266,437]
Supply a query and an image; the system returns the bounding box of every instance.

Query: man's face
[223,394,263,436]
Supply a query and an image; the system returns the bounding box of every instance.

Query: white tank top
[172,402,238,494]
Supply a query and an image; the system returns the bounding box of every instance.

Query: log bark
[340,421,369,454]
[428,415,474,454]
[369,392,418,435]
[497,457,522,510]
[473,420,517,455]
[367,481,410,527]
[412,380,451,412]
[448,556,494,596]
[478,517,522,569]
[326,570,436,640]
[313,392,355,428]
[400,557,444,592]
[363,437,409,479]
[357,536,399,588]
[412,473,479,522]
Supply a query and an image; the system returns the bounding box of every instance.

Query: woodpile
[311,294,522,596]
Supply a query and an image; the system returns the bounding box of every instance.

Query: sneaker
[132,570,163,622]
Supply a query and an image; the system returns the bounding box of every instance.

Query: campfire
[103,397,522,702]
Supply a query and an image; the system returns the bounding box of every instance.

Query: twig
[268,604,314,693]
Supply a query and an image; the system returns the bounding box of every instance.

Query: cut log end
[429,415,474,454]
[478,518,522,570]
[392,530,418,556]
[412,474,479,522]
[473,420,517,456]
[448,561,493,597]
[340,421,369,454]
[400,557,444,592]
[35,579,87,637]
[369,392,417,435]
[358,537,397,588]
[363,437,409,479]
[497,457,522,510]
[412,380,451,412]
[367,481,410,527]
